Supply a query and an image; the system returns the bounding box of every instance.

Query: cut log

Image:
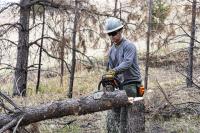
[106,97,145,133]
[0,90,129,128]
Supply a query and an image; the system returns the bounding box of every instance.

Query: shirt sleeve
[108,48,114,69]
[113,44,136,73]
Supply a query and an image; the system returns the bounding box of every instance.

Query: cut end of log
[128,97,144,103]
[133,97,144,101]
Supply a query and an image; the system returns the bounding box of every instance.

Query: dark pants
[123,82,141,97]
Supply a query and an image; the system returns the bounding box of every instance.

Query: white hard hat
[104,17,124,33]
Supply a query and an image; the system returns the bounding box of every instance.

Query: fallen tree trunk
[0,90,129,128]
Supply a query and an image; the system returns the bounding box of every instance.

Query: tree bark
[60,17,65,87]
[68,0,79,98]
[36,6,45,93]
[114,0,118,17]
[187,0,196,87]
[127,98,145,133]
[13,0,31,96]
[144,0,153,90]
[0,90,129,128]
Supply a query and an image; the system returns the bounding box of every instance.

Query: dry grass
[0,59,200,132]
[0,68,106,132]
[143,62,200,133]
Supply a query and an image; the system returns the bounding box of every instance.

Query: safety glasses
[108,31,118,36]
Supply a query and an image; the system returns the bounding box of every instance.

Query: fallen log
[0,90,129,128]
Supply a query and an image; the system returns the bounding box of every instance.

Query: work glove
[107,69,116,75]
[105,69,116,79]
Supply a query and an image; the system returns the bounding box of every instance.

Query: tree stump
[106,97,145,133]
[127,97,145,133]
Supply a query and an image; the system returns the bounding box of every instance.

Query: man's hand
[106,69,116,77]
[107,69,116,75]
[103,69,116,80]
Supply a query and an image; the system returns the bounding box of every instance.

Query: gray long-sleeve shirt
[108,38,141,82]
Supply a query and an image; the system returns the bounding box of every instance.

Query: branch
[0,67,13,71]
[29,36,59,46]
[31,42,71,73]
[156,79,177,110]
[0,91,22,111]
[13,115,24,133]
[0,117,19,133]
[0,101,15,114]
[0,3,20,14]
[27,64,40,69]
[176,68,200,89]
[0,22,22,28]
[29,23,43,31]
[0,23,22,36]
[0,63,15,70]
[30,36,94,68]
[0,39,17,46]
[27,0,73,11]
[176,24,200,44]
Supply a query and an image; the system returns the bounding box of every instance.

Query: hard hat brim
[104,25,124,34]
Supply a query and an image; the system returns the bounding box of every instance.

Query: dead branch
[176,67,200,89]
[0,117,19,133]
[0,39,17,46]
[30,42,71,73]
[0,3,20,14]
[0,23,22,37]
[156,79,177,110]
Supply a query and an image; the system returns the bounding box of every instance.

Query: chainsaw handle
[97,80,103,91]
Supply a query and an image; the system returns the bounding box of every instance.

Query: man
[105,17,142,97]
[105,17,143,133]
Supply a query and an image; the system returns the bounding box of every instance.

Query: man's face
[108,30,122,45]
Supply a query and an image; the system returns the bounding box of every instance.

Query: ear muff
[137,85,145,97]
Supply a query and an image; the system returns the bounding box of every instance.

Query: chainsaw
[97,74,145,96]
[97,73,122,92]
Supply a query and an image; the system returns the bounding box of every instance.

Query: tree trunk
[60,17,65,87]
[114,0,118,17]
[127,98,145,133]
[107,97,145,133]
[68,0,79,98]
[144,0,153,90]
[36,6,45,93]
[13,0,31,96]
[0,91,129,128]
[187,0,196,87]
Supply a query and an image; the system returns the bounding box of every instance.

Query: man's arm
[108,48,114,69]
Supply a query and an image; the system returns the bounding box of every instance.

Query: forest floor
[62,65,200,133]
[1,52,200,133]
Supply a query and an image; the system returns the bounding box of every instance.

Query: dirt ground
[1,54,200,133]
[34,61,200,133]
